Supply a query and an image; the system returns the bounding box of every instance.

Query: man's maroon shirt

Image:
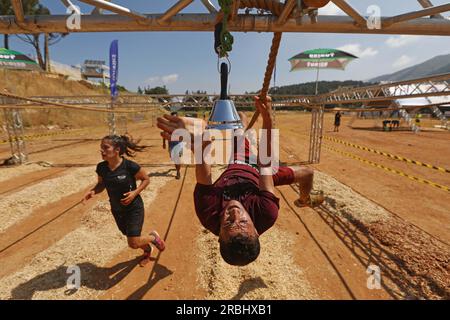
[194,163,281,236]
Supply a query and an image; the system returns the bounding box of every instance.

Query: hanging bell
[206,62,243,130]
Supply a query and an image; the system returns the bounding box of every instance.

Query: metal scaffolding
[309,105,324,164]
[16,72,447,110]
[318,73,450,106]
[1,97,28,164]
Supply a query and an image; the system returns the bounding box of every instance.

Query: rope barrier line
[0,91,161,114]
[285,131,449,191]
[324,135,450,174]
[323,145,450,193]
[0,104,161,111]
[0,129,88,145]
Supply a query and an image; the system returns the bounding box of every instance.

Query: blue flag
[109,40,119,99]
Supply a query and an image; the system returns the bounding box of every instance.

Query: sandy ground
[0,112,448,300]
[0,164,47,183]
[0,167,94,232]
[0,166,173,300]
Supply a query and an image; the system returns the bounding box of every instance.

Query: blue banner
[109,40,119,99]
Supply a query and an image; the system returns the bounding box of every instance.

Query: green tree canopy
[268,80,375,95]
[144,85,169,95]
[1,1,66,69]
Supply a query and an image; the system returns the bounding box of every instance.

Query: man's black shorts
[111,201,144,237]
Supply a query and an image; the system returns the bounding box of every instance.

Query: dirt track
[0,113,448,300]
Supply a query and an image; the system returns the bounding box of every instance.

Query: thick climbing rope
[237,1,293,130]
[0,91,167,114]
[246,32,282,130]
[239,0,284,15]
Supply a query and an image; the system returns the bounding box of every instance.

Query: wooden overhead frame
[159,0,194,23]
[1,0,449,35]
[200,0,218,14]
[77,0,149,22]
[383,3,450,28]
[331,0,366,27]
[417,0,445,19]
[276,0,297,25]
[10,0,25,26]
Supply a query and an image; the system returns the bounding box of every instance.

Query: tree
[267,80,374,95]
[190,90,208,103]
[16,32,67,70]
[0,0,14,49]
[117,84,128,92]
[144,85,169,95]
[2,0,67,70]
[137,86,143,94]
[99,81,128,93]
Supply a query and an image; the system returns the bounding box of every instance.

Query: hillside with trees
[266,80,375,95]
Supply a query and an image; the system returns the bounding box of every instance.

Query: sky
[4,0,450,94]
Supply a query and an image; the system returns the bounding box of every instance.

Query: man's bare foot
[294,191,325,208]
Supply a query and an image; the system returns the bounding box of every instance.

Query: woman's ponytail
[120,134,146,157]
[102,134,147,157]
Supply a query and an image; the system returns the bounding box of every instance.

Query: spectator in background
[334,111,342,132]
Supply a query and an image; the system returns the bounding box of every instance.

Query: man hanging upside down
[157,96,324,266]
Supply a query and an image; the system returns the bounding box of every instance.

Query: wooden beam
[77,0,148,21]
[201,0,218,13]
[91,0,109,15]
[276,0,296,25]
[159,0,194,23]
[230,0,241,22]
[11,0,25,25]
[417,0,444,19]
[331,0,366,26]
[60,0,75,8]
[1,14,449,36]
[91,7,102,15]
[384,4,450,27]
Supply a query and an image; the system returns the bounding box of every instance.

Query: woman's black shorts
[111,200,144,237]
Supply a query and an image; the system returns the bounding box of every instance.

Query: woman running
[83,134,165,266]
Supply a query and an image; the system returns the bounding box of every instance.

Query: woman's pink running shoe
[150,231,165,252]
